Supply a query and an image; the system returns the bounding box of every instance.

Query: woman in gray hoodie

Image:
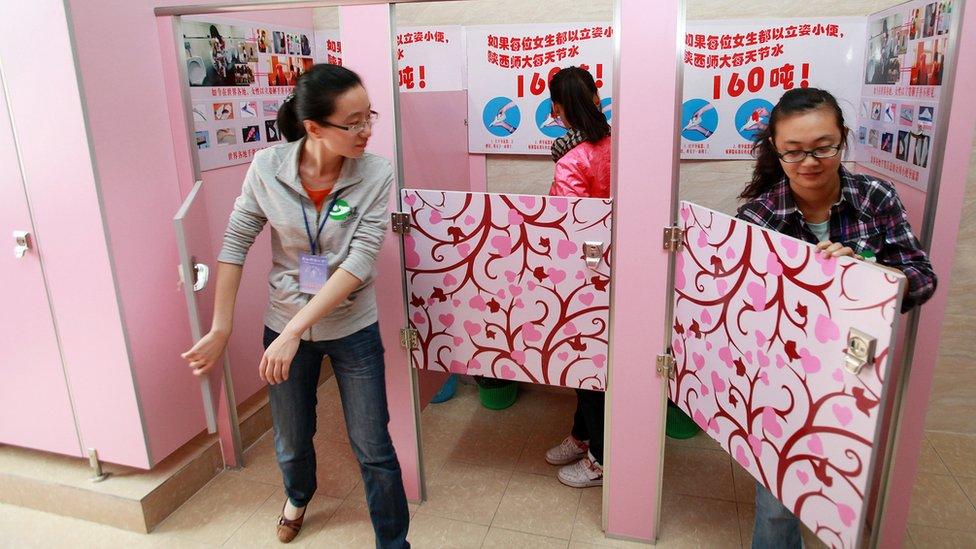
[181,64,409,547]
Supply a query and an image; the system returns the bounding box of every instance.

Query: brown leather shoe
[276,502,307,543]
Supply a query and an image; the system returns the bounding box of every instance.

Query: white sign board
[397,26,465,92]
[681,18,865,160]
[466,23,614,155]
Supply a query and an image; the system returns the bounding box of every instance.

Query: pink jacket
[548,135,611,199]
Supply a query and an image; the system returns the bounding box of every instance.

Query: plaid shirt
[736,166,937,312]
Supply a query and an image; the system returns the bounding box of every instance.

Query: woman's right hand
[181,329,230,377]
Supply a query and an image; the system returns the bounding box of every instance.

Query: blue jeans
[753,482,802,549]
[264,323,410,549]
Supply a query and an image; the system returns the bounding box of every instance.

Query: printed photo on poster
[858,126,868,144]
[195,130,210,150]
[257,29,269,53]
[918,106,935,129]
[273,31,285,54]
[240,101,257,118]
[911,132,930,166]
[869,129,880,148]
[900,104,915,126]
[192,104,209,122]
[881,131,894,153]
[265,120,280,142]
[909,37,947,85]
[896,130,910,161]
[864,13,903,84]
[214,102,234,120]
[242,125,260,143]
[183,22,257,87]
[263,100,280,117]
[882,102,896,123]
[216,127,237,146]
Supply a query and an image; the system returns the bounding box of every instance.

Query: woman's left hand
[816,240,857,259]
[260,332,301,385]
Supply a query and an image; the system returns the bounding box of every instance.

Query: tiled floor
[2,378,975,548]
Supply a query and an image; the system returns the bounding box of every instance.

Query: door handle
[583,241,604,269]
[13,230,31,258]
[192,262,209,292]
[844,328,877,375]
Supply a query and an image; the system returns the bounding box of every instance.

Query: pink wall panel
[64,1,314,466]
[1,0,148,467]
[0,67,82,458]
[671,202,904,548]
[876,2,976,546]
[340,3,422,502]
[400,91,470,192]
[403,190,613,389]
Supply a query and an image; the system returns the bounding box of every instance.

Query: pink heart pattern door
[669,202,906,548]
[401,190,612,389]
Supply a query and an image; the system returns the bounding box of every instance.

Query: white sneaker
[546,436,589,465]
[557,452,603,488]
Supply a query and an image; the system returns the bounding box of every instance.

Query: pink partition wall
[341,3,422,502]
[1,0,150,467]
[604,0,682,541]
[876,2,976,546]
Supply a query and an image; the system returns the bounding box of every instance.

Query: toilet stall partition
[401,189,612,390]
[669,202,905,548]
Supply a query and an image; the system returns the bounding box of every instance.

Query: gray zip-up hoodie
[218,138,393,341]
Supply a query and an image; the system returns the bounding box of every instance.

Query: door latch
[13,230,31,258]
[844,328,877,375]
[582,241,604,269]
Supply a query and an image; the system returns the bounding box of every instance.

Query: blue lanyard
[301,190,342,256]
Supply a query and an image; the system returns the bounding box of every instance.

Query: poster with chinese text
[397,26,465,92]
[681,19,865,160]
[466,23,614,155]
[314,28,342,66]
[854,0,954,191]
[183,16,315,170]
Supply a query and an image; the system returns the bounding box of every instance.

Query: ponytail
[549,66,610,143]
[275,63,363,142]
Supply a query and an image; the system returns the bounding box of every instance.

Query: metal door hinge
[656,353,675,379]
[400,327,419,350]
[391,212,411,234]
[663,226,684,251]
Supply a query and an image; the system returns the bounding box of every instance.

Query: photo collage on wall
[856,0,952,190]
[183,17,316,170]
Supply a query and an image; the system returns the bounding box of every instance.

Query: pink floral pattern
[670,202,905,548]
[402,190,612,389]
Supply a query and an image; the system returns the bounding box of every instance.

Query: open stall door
[669,201,905,548]
[399,190,613,390]
[175,180,244,467]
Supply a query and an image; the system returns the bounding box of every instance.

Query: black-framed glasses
[322,110,379,134]
[776,144,842,163]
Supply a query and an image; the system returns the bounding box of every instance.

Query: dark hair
[549,67,610,143]
[741,87,847,200]
[277,64,363,142]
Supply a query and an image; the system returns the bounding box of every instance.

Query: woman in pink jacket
[544,66,611,488]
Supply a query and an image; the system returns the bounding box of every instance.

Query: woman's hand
[260,331,301,385]
[181,329,230,376]
[816,240,857,259]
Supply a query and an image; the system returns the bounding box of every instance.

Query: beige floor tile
[226,432,280,487]
[312,437,363,499]
[957,476,976,507]
[909,525,976,548]
[154,474,276,545]
[299,498,376,549]
[655,493,739,549]
[924,356,976,434]
[663,430,723,451]
[515,427,576,478]
[570,488,646,548]
[918,435,951,475]
[731,460,757,503]
[415,459,511,526]
[0,502,216,548]
[927,432,976,478]
[444,415,531,471]
[220,492,342,548]
[492,472,582,540]
[663,446,735,501]
[484,526,570,548]
[735,503,827,549]
[407,513,489,548]
[908,473,976,532]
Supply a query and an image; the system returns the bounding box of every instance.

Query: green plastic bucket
[666,401,701,439]
[477,381,519,410]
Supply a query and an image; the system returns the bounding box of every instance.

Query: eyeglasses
[322,111,379,134]
[776,144,842,163]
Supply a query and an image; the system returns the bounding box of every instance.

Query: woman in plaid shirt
[737,87,936,547]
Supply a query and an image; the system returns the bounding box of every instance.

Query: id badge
[299,253,329,294]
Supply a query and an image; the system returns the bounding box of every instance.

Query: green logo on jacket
[329,199,352,221]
